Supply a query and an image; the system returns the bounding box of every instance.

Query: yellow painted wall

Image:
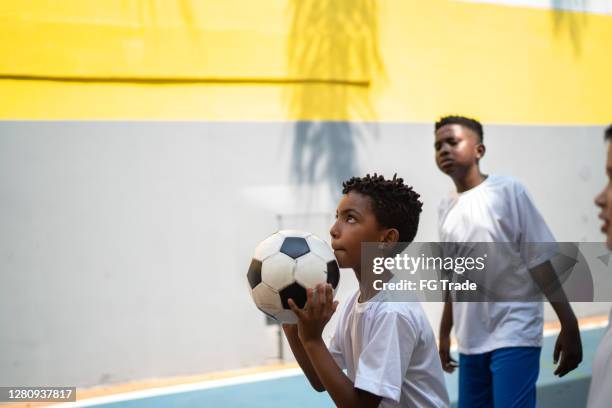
[0,0,610,123]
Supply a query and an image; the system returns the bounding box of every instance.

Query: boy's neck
[354,268,393,303]
[452,164,487,193]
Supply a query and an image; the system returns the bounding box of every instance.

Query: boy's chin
[440,166,459,177]
[334,252,354,269]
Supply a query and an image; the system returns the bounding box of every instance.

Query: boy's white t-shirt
[586,308,612,408]
[438,175,557,354]
[329,289,450,407]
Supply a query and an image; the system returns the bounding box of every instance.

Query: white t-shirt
[438,175,557,354]
[586,308,612,408]
[329,289,450,407]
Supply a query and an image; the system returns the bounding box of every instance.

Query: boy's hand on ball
[288,283,338,344]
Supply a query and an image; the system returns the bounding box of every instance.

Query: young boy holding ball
[283,174,449,408]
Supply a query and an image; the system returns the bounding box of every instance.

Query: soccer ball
[247,230,340,324]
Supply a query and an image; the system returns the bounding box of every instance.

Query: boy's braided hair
[342,173,423,243]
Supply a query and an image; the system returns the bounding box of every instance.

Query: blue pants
[458,347,541,408]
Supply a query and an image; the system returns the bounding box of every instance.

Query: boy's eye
[346,215,356,223]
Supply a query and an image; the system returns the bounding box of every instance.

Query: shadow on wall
[551,0,589,56]
[286,0,386,199]
[117,0,194,26]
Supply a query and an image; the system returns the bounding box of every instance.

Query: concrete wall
[0,121,608,386]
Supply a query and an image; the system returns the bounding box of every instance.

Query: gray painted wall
[0,121,608,387]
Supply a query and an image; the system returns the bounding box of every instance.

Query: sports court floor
[57,321,606,408]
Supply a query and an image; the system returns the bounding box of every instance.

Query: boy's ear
[476,143,486,160]
[382,228,400,244]
[380,229,400,257]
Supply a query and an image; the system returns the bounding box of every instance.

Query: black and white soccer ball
[247,230,340,324]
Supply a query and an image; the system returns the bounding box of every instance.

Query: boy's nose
[330,220,340,239]
[595,188,607,208]
[439,144,451,156]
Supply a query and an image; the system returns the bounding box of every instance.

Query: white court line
[53,368,302,407]
[457,0,612,15]
[55,321,608,407]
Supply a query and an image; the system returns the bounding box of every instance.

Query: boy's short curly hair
[605,124,612,141]
[435,115,484,143]
[342,173,423,243]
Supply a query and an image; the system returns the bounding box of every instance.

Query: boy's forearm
[548,300,578,329]
[552,304,578,331]
[439,300,453,338]
[281,325,325,392]
[528,261,578,328]
[302,339,381,408]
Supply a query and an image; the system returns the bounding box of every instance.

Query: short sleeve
[516,186,558,268]
[353,311,416,403]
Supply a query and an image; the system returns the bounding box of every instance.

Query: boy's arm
[529,260,582,377]
[289,284,382,408]
[513,185,582,375]
[438,298,457,373]
[281,324,325,391]
[301,338,382,408]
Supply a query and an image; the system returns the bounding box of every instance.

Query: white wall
[0,121,607,386]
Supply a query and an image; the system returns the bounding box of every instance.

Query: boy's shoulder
[487,174,526,191]
[377,301,427,326]
[348,292,427,329]
[438,175,527,205]
[488,175,536,205]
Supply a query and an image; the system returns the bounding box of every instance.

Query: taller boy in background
[433,116,582,408]
[283,174,449,408]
